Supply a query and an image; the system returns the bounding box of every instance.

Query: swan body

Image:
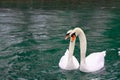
[80,51,106,72]
[59,49,79,70]
[59,30,79,70]
[70,27,106,72]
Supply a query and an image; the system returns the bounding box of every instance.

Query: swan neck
[68,38,75,59]
[77,29,87,64]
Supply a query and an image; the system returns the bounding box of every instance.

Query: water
[0,2,120,80]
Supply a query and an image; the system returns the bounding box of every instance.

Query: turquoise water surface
[0,1,120,80]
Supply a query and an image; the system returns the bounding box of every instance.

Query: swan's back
[85,51,106,72]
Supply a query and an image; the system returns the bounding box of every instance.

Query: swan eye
[71,33,76,37]
[66,33,70,36]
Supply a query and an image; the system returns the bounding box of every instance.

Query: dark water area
[0,0,120,9]
[0,0,120,80]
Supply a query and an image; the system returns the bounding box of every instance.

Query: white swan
[70,27,106,72]
[59,30,79,70]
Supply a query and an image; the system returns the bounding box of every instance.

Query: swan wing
[73,56,79,69]
[59,49,69,69]
[59,49,79,70]
[85,51,106,71]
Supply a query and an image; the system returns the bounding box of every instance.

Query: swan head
[65,27,82,42]
[70,32,76,42]
[70,27,83,42]
[69,28,78,42]
[65,29,73,40]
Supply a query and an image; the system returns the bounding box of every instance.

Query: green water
[0,2,120,80]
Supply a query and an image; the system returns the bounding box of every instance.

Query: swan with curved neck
[70,27,106,72]
[59,30,79,70]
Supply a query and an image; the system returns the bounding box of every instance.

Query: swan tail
[102,51,106,57]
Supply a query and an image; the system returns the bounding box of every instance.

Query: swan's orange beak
[65,33,70,40]
[71,35,76,42]
[65,35,69,40]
